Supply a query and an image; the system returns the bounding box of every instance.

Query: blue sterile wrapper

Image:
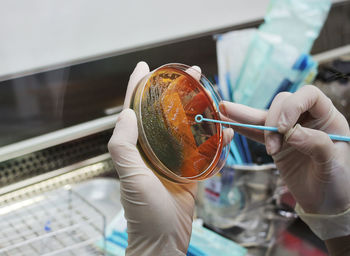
[96,211,246,256]
[188,220,247,256]
[217,0,330,109]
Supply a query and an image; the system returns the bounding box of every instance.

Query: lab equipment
[220,0,331,109]
[130,63,230,183]
[260,0,331,54]
[215,0,329,164]
[0,186,106,255]
[216,29,257,101]
[195,114,350,142]
[196,165,290,247]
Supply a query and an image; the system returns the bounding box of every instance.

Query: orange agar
[132,64,225,182]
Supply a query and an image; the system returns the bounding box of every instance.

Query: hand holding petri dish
[130,63,230,183]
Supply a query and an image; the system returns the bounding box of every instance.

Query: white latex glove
[108,62,196,256]
[220,85,350,216]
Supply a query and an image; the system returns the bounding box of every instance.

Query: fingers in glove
[219,113,264,144]
[277,85,333,133]
[219,101,266,143]
[109,110,166,209]
[265,92,291,155]
[222,128,234,146]
[220,101,267,125]
[108,109,147,176]
[186,65,201,81]
[285,124,335,163]
[123,61,150,109]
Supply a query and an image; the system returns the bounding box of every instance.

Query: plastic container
[130,63,229,183]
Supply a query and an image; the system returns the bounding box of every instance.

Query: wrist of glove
[295,203,350,240]
[126,235,187,256]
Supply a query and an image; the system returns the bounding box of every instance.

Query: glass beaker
[130,63,229,183]
[196,164,296,247]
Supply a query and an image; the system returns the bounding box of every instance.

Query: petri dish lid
[136,63,225,181]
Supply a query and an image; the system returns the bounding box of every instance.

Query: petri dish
[130,63,229,183]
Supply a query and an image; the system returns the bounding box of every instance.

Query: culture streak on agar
[131,65,225,181]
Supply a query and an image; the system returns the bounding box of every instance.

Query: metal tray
[0,178,122,256]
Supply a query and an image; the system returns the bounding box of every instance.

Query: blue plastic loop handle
[195,114,350,142]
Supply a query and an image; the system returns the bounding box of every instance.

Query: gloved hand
[109,106,195,255]
[220,85,350,217]
[108,62,235,256]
